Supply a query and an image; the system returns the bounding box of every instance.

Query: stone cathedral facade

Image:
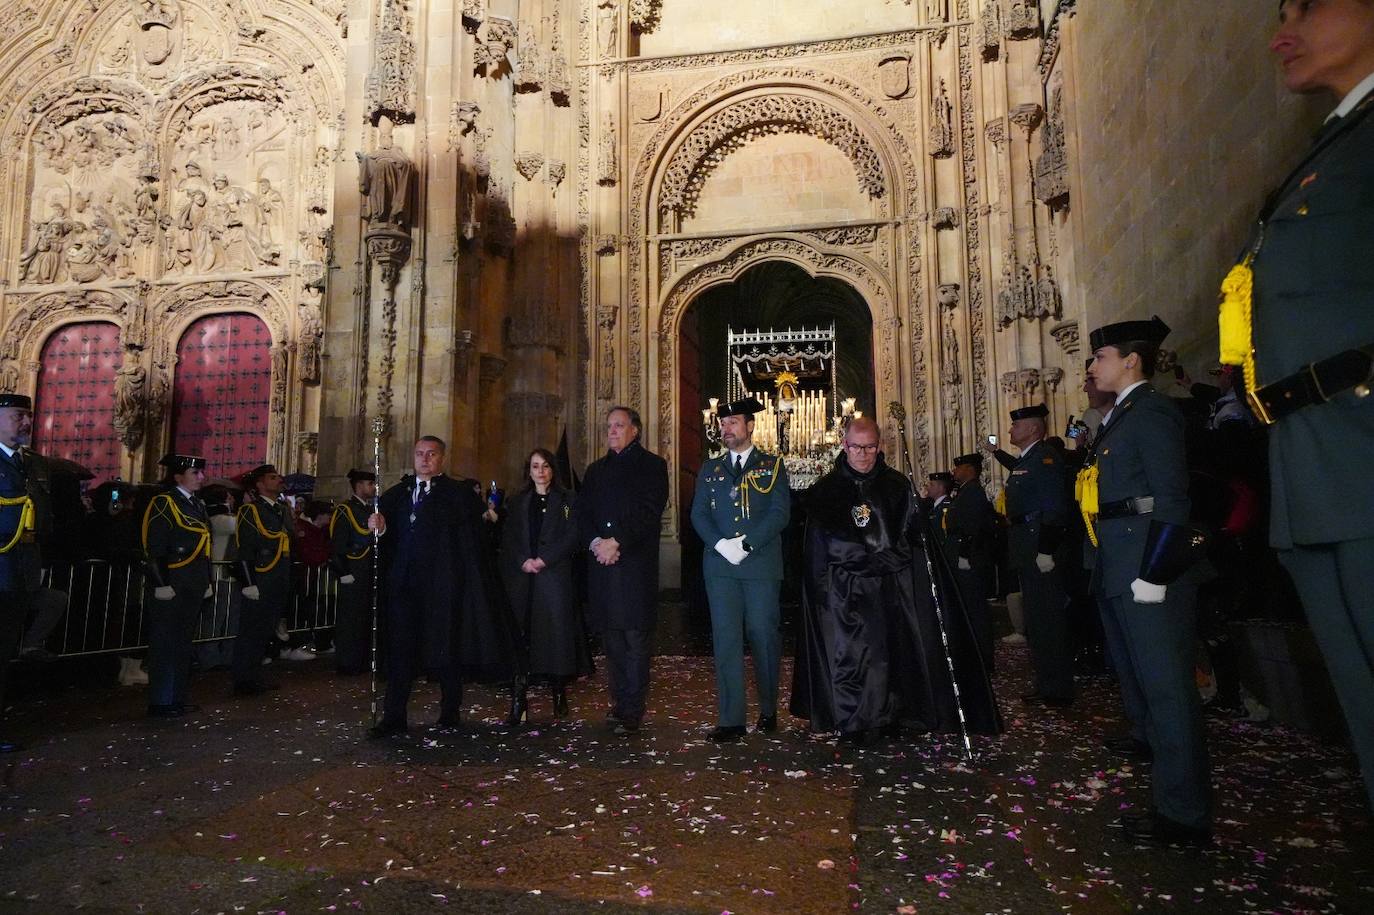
[0,0,1090,574]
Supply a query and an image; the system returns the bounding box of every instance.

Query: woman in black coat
[499,448,588,723]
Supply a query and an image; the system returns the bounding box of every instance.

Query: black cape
[789,454,1002,736]
[378,473,520,681]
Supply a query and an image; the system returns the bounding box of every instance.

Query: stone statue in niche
[174,188,219,273]
[357,120,414,233]
[112,349,147,450]
[941,319,960,386]
[927,0,949,23]
[979,0,1002,61]
[596,305,618,399]
[254,177,284,246]
[515,22,543,92]
[929,78,954,158]
[0,363,19,394]
[297,299,323,383]
[597,0,618,60]
[598,112,618,187]
[1035,85,1070,208]
[269,342,289,414]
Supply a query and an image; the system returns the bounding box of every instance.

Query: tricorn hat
[716,397,765,419]
[0,393,33,410]
[953,453,984,469]
[347,468,377,484]
[158,453,207,473]
[1009,403,1050,422]
[1089,314,1171,352]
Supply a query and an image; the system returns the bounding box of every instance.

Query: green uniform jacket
[329,496,374,580]
[234,497,292,587]
[1249,89,1374,549]
[945,481,997,574]
[1002,441,1072,567]
[1089,384,1191,600]
[0,448,51,593]
[690,449,790,581]
[141,488,212,591]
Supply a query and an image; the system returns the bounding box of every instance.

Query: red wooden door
[33,321,123,485]
[171,313,273,480]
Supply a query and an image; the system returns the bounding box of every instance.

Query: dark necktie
[1314,114,1344,144]
[733,454,743,476]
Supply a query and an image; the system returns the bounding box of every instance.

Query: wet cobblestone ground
[1,616,1371,913]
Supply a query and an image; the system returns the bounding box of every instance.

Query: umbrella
[43,456,95,480]
[205,477,246,490]
[283,472,316,496]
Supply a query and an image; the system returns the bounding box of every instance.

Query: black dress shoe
[1104,735,1153,760]
[430,714,463,733]
[756,715,778,733]
[367,719,408,739]
[708,725,746,742]
[1121,813,1211,847]
[148,704,185,718]
[178,703,201,714]
[612,720,640,736]
[838,729,871,746]
[1020,691,1046,704]
[0,738,23,753]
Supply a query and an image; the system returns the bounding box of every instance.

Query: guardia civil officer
[1082,316,1211,846]
[0,393,51,752]
[689,397,791,742]
[141,454,213,717]
[987,405,1075,706]
[232,464,292,696]
[330,469,376,676]
[947,454,998,674]
[1228,0,1374,810]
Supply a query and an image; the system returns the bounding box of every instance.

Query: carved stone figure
[929,78,954,158]
[515,22,543,92]
[596,305,618,399]
[255,177,284,246]
[0,363,19,394]
[941,319,960,386]
[879,53,911,100]
[979,0,1002,60]
[1035,85,1070,208]
[357,121,414,232]
[298,300,323,383]
[937,283,961,310]
[18,203,75,285]
[598,112,618,187]
[269,342,289,413]
[112,349,147,450]
[597,0,618,60]
[174,188,218,273]
[210,173,272,269]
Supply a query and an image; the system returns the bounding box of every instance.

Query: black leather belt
[1249,344,1374,425]
[1097,496,1155,520]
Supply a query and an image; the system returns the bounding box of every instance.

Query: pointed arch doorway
[676,259,876,614]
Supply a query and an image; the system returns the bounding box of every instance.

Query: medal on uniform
[851,502,872,528]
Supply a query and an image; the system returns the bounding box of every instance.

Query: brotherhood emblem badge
[851,503,873,528]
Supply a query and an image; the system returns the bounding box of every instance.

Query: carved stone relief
[598,112,618,187]
[1050,319,1080,354]
[515,22,544,93]
[366,0,416,124]
[515,151,545,182]
[879,53,911,100]
[597,0,619,60]
[928,78,954,159]
[932,206,961,230]
[1035,84,1069,209]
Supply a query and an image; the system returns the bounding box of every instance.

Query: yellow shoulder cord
[993,489,1006,518]
[141,494,210,568]
[240,502,290,572]
[331,503,371,560]
[739,457,783,520]
[0,494,35,555]
[1074,463,1100,548]
[1219,253,1258,394]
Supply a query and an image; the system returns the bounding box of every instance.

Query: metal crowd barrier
[27,560,339,659]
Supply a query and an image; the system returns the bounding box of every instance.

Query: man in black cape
[367,435,518,737]
[790,417,1001,742]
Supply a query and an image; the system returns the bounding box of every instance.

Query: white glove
[1035,553,1056,573]
[957,557,972,571]
[153,585,176,601]
[1130,578,1167,604]
[242,585,261,600]
[203,586,214,599]
[714,536,748,565]
[339,574,356,585]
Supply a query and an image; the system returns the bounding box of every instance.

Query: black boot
[505,681,528,727]
[552,682,569,719]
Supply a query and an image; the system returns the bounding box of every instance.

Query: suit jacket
[575,440,668,630]
[0,447,51,593]
[690,448,790,581]
[1002,441,1072,566]
[1090,384,1191,599]
[1250,89,1374,548]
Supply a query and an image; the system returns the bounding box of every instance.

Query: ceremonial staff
[369,416,384,726]
[887,401,975,762]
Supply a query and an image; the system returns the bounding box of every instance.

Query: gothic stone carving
[298,297,323,383]
[515,22,544,93]
[628,0,662,34]
[597,0,618,60]
[598,112,618,187]
[366,0,416,124]
[928,78,954,158]
[657,94,886,218]
[932,206,961,230]
[1050,319,1080,355]
[461,0,484,34]
[596,305,618,399]
[546,159,567,195]
[937,283,961,309]
[1017,368,1041,397]
[879,53,911,100]
[1035,85,1069,209]
[357,121,414,233]
[112,348,148,451]
[477,17,517,74]
[515,151,545,182]
[979,0,1002,61]
[1043,367,1065,393]
[449,101,480,150]
[1005,0,1041,40]
[594,233,621,256]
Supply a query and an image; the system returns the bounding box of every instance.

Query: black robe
[378,473,519,681]
[790,454,1002,736]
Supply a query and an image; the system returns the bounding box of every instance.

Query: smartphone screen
[986,434,998,447]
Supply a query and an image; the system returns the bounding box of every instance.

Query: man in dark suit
[366,436,515,737]
[330,469,377,676]
[947,454,997,674]
[1241,0,1374,810]
[1085,315,1210,846]
[576,406,668,736]
[0,394,50,753]
[989,405,1075,706]
[141,453,213,718]
[690,397,790,742]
